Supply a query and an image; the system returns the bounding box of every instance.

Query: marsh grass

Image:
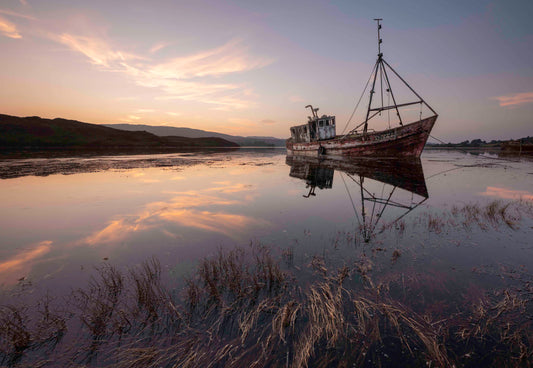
[376,199,530,238]
[0,295,66,367]
[451,200,521,231]
[1,199,533,367]
[1,248,532,367]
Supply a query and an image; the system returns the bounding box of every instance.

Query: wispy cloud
[150,41,170,54]
[0,9,35,20]
[261,119,276,124]
[54,32,270,110]
[149,39,269,79]
[0,15,22,39]
[56,33,144,67]
[492,92,533,107]
[480,186,533,200]
[120,115,143,122]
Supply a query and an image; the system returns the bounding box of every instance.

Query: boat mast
[364,19,405,134]
[363,19,382,135]
[360,19,437,135]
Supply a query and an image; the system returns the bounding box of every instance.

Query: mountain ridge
[0,114,239,152]
[104,123,286,147]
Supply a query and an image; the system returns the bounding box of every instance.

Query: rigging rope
[340,63,376,135]
[340,172,362,227]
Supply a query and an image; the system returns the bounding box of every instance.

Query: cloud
[149,39,270,79]
[0,9,35,20]
[480,186,533,200]
[150,41,170,54]
[54,32,270,110]
[166,111,182,116]
[56,33,144,67]
[261,119,276,124]
[0,15,22,39]
[492,92,533,107]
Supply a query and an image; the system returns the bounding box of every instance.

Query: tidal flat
[0,149,532,367]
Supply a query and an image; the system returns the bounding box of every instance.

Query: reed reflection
[286,155,429,242]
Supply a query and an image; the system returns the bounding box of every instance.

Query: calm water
[1,149,532,287]
[1,148,532,366]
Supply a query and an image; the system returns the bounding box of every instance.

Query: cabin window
[319,120,324,127]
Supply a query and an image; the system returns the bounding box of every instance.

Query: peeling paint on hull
[286,115,437,158]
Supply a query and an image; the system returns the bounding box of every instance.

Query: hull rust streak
[287,115,437,158]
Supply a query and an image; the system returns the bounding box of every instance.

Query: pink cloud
[0,15,22,39]
[149,41,170,54]
[480,186,533,200]
[54,32,269,110]
[0,9,35,20]
[56,33,144,67]
[492,92,533,107]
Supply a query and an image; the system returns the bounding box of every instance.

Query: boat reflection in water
[286,154,428,242]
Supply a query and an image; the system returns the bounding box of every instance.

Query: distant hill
[105,123,286,147]
[0,114,239,152]
[427,137,533,148]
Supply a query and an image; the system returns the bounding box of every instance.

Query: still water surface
[1,149,532,292]
[2,149,533,368]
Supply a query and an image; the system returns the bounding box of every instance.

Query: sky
[0,0,532,142]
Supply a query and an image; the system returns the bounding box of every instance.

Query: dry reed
[1,226,532,367]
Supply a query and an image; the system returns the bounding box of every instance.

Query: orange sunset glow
[0,0,532,141]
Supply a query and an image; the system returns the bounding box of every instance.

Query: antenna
[374,18,383,57]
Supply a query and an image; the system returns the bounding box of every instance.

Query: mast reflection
[286,155,429,242]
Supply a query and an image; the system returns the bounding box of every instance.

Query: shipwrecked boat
[286,19,438,158]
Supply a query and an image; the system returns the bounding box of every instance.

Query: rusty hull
[286,115,437,158]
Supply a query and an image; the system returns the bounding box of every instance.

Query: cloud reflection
[0,241,52,285]
[84,185,267,245]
